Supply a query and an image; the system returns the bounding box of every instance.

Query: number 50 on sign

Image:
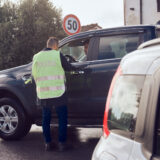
[63,14,81,35]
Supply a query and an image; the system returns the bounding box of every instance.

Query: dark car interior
[98,45,115,60]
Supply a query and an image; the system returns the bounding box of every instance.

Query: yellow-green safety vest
[32,50,65,99]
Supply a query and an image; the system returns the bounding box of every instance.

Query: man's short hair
[47,37,58,48]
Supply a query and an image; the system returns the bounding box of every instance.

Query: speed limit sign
[63,14,81,35]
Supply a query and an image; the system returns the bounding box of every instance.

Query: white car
[92,38,160,160]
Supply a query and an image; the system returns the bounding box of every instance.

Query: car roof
[121,39,160,75]
[59,25,157,47]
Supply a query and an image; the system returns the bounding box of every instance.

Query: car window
[108,75,145,133]
[60,39,89,62]
[98,33,144,60]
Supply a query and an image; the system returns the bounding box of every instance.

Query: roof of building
[81,23,102,32]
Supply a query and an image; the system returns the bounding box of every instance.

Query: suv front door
[60,30,146,125]
[85,32,145,124]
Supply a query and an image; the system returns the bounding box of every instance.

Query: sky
[10,0,124,29]
[51,0,124,28]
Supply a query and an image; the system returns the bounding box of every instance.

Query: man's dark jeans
[42,104,68,143]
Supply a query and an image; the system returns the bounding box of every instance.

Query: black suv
[0,25,159,140]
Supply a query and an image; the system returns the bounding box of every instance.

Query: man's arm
[32,56,37,80]
[60,53,77,71]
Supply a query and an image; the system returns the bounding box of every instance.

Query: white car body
[92,38,160,160]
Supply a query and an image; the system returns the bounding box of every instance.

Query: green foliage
[0,0,66,69]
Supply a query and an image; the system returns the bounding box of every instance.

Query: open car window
[60,39,89,62]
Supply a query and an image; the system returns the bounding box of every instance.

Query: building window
[157,0,160,12]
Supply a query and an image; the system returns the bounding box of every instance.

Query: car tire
[0,97,32,140]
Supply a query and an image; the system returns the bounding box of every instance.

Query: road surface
[0,125,102,160]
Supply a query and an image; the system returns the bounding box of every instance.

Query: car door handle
[71,71,84,75]
[78,71,84,74]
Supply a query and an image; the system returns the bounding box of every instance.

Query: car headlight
[21,74,31,81]
[0,74,8,78]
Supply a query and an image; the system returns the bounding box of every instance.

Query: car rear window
[108,75,145,133]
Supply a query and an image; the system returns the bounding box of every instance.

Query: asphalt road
[0,125,102,160]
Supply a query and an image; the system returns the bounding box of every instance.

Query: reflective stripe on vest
[35,75,65,82]
[37,85,65,92]
[37,61,56,67]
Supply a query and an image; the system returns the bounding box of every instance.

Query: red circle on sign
[63,14,81,35]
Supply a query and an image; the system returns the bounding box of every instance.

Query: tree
[0,0,66,69]
[0,1,18,68]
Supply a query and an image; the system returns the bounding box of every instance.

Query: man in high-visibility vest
[32,37,75,151]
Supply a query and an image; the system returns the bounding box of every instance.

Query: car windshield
[108,75,145,133]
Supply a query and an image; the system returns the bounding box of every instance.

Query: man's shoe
[45,143,52,151]
[58,142,72,152]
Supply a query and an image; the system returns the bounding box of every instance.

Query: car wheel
[0,97,32,140]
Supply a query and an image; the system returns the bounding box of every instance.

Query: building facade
[124,0,160,25]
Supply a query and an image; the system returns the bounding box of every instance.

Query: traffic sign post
[63,14,81,35]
